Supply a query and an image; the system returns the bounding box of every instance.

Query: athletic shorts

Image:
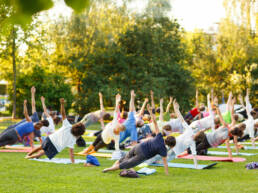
[42,137,58,159]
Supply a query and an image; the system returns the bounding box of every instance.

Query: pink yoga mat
[0,149,30,153]
[179,155,246,162]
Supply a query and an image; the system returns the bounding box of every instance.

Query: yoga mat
[4,145,39,150]
[150,162,217,169]
[0,149,30,153]
[208,151,257,156]
[179,155,246,162]
[31,158,85,164]
[75,152,112,158]
[217,146,258,150]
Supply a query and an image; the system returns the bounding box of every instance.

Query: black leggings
[0,129,19,147]
[119,145,146,169]
[188,131,211,155]
[92,132,106,151]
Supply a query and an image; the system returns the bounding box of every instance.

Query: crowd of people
[0,86,257,175]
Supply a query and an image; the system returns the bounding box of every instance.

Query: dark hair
[40,120,49,127]
[156,108,160,114]
[163,125,172,131]
[230,127,243,137]
[165,136,176,147]
[199,106,205,111]
[121,111,128,119]
[233,114,239,121]
[53,117,61,125]
[103,113,111,121]
[194,131,206,142]
[250,110,256,117]
[71,123,85,137]
[238,123,246,131]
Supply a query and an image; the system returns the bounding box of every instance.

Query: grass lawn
[0,120,257,193]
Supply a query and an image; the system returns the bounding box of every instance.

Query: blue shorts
[42,137,58,159]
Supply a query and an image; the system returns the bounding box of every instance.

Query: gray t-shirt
[81,111,102,128]
[206,127,229,147]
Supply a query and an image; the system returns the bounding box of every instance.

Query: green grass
[0,120,257,193]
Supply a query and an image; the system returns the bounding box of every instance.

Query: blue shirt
[122,111,136,131]
[140,133,167,159]
[15,122,35,138]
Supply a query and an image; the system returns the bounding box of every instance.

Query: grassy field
[0,119,257,193]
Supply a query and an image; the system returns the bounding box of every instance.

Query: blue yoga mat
[208,151,257,156]
[217,146,258,150]
[149,162,217,170]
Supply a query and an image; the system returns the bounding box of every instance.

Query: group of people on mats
[0,86,257,175]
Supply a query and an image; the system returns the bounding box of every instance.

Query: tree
[7,66,73,117]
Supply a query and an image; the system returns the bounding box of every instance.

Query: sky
[48,0,226,32]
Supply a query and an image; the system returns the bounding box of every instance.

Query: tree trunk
[11,26,16,119]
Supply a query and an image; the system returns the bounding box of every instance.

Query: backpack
[76,136,86,147]
[119,169,139,178]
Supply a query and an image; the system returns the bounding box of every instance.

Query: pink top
[203,111,210,117]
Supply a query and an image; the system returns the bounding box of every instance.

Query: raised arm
[24,100,32,122]
[60,98,66,121]
[226,91,232,112]
[173,100,192,132]
[159,98,164,122]
[129,90,135,112]
[245,89,252,118]
[41,96,50,118]
[31,86,36,114]
[99,92,105,112]
[147,104,159,135]
[230,97,236,126]
[138,98,148,117]
[215,105,226,127]
[115,94,121,113]
[166,97,173,113]
[150,90,155,111]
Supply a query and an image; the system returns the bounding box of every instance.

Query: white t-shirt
[49,119,76,152]
[190,115,215,132]
[173,122,196,156]
[41,117,55,135]
[243,118,255,138]
[168,118,184,133]
[206,127,228,147]
[149,120,167,133]
[101,111,120,150]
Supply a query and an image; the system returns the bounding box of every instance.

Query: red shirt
[190,107,200,117]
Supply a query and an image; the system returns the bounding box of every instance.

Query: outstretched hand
[60,98,65,104]
[169,96,173,103]
[41,96,45,102]
[99,92,103,98]
[31,86,36,94]
[116,94,121,102]
[131,90,135,98]
[144,98,149,103]
[24,100,27,105]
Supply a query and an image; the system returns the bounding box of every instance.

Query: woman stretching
[80,94,125,154]
[102,104,176,175]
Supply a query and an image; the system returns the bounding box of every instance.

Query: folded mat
[31,158,85,164]
[208,151,257,156]
[149,162,217,169]
[217,146,258,150]
[75,152,112,158]
[137,167,156,175]
[0,149,30,153]
[179,155,246,162]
